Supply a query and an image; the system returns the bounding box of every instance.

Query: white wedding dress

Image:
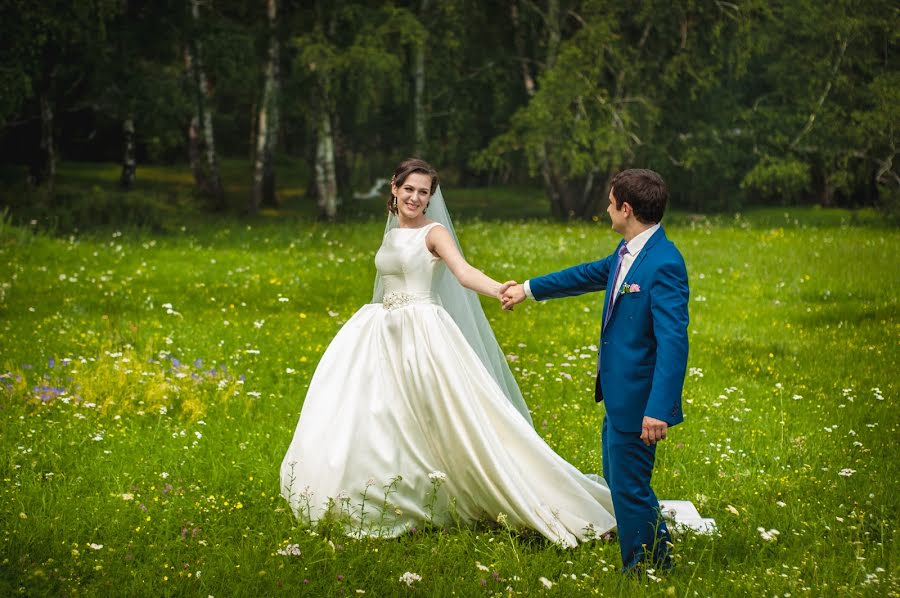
[280,222,616,546]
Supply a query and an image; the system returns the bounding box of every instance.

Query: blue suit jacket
[529,227,689,433]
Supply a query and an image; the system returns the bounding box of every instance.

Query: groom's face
[607,188,627,234]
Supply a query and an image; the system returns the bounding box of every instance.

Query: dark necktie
[603,243,629,330]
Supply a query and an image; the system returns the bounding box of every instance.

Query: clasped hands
[498,281,526,311]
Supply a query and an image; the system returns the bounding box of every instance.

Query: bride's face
[393,173,433,221]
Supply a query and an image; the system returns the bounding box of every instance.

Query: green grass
[0,192,898,595]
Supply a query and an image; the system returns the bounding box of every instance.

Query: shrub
[740,157,811,204]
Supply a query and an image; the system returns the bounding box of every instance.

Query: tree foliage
[0,0,896,218]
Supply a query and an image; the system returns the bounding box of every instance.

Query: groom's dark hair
[610,169,668,224]
[388,158,439,214]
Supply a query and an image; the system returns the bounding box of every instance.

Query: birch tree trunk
[250,94,270,213]
[119,115,136,189]
[183,46,207,192]
[262,55,279,206]
[249,100,257,165]
[251,0,279,213]
[509,0,535,96]
[36,92,56,192]
[413,0,429,156]
[189,0,225,209]
[29,68,57,190]
[315,110,338,220]
[187,114,207,191]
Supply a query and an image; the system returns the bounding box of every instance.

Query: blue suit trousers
[602,416,673,572]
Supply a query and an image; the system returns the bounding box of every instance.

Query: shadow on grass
[793,298,894,327]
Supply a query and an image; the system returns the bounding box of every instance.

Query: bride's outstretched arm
[427,225,512,300]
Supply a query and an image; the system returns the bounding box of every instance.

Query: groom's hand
[498,280,518,305]
[501,283,527,311]
[498,280,517,297]
[641,416,668,446]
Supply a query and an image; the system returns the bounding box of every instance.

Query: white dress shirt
[524,224,660,300]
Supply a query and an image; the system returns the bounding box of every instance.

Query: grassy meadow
[0,167,898,596]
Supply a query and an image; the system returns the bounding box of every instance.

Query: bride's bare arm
[427,225,513,300]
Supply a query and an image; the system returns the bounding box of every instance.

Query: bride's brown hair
[387,158,439,214]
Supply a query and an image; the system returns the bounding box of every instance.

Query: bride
[280,158,616,546]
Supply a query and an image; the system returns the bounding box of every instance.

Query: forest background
[0,0,897,223]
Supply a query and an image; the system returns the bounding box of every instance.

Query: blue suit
[530,226,689,571]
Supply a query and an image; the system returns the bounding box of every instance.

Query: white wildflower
[399,572,422,586]
[276,543,301,557]
[757,527,780,542]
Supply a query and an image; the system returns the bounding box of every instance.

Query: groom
[501,168,689,573]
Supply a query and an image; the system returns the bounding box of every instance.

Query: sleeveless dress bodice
[374,223,445,308]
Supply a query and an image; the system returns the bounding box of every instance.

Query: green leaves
[741,157,812,203]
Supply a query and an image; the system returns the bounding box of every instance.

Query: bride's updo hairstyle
[387,158,439,214]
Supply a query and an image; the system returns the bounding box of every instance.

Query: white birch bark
[509,0,535,96]
[190,0,225,207]
[183,46,207,191]
[263,51,281,198]
[120,115,136,189]
[38,93,55,192]
[315,111,338,220]
[251,0,279,212]
[263,48,280,204]
[251,95,270,212]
